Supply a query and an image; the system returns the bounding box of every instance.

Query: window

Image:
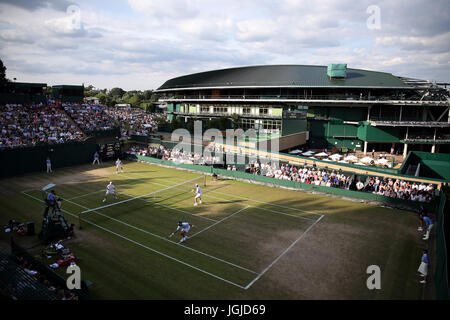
[213,106,228,114]
[243,107,251,114]
[240,119,255,130]
[259,107,268,115]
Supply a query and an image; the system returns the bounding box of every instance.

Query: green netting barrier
[130,135,149,144]
[84,127,121,139]
[436,191,450,299]
[133,154,213,174]
[0,142,98,178]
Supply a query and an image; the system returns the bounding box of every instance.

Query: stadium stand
[0,254,58,300]
[103,106,166,139]
[63,103,116,133]
[0,103,84,148]
[4,240,88,300]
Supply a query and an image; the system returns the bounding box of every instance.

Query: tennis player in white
[103,181,118,202]
[194,183,203,206]
[115,158,124,174]
[169,221,195,243]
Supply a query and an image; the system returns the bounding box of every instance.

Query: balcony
[370,121,450,128]
[171,111,282,119]
[158,94,450,106]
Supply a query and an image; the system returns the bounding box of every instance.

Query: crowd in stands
[1,99,167,149]
[3,215,80,300]
[0,103,84,148]
[247,161,352,188]
[128,145,221,165]
[103,106,166,138]
[248,161,435,202]
[62,103,116,132]
[356,176,435,202]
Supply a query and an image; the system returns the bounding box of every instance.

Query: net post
[204,174,206,187]
[78,212,82,230]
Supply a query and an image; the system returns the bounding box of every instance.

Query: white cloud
[0,0,448,90]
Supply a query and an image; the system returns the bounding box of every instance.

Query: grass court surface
[0,160,425,299]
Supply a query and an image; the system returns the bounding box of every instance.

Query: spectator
[418,249,429,284]
[421,214,434,240]
[63,102,116,132]
[93,151,100,165]
[0,103,83,148]
[46,157,52,173]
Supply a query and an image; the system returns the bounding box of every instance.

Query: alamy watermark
[170,121,280,167]
[366,265,381,290]
[66,264,81,290]
[67,5,82,30]
[366,5,381,30]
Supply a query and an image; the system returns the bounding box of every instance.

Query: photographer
[45,190,62,215]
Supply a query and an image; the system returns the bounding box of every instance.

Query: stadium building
[156,64,450,156]
[0,82,47,104]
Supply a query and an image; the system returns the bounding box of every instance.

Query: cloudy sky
[0,0,448,90]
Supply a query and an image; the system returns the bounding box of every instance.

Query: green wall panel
[357,123,401,142]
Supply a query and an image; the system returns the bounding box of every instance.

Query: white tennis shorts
[418,262,428,276]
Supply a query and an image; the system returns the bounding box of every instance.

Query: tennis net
[81,175,205,214]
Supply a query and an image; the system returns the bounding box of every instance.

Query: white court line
[80,176,203,214]
[125,166,326,289]
[43,193,257,274]
[119,172,317,222]
[28,164,326,290]
[67,173,152,200]
[65,175,218,223]
[119,191,217,222]
[68,189,104,201]
[245,214,325,290]
[188,205,250,240]
[122,168,323,217]
[21,191,253,289]
[204,188,322,217]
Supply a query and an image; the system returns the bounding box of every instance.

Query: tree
[219,116,231,131]
[84,85,99,97]
[97,93,108,105]
[143,90,153,100]
[170,117,183,131]
[109,87,126,99]
[127,95,141,108]
[0,59,8,86]
[231,113,241,129]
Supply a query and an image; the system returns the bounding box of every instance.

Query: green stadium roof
[52,85,84,89]
[8,82,47,88]
[157,65,412,91]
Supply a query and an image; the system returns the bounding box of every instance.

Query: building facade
[156,64,450,156]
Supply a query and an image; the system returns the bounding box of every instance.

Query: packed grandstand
[0,101,166,149]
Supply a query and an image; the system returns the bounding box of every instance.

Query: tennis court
[22,165,323,290]
[0,160,424,299]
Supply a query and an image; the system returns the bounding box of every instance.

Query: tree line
[84,85,157,112]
